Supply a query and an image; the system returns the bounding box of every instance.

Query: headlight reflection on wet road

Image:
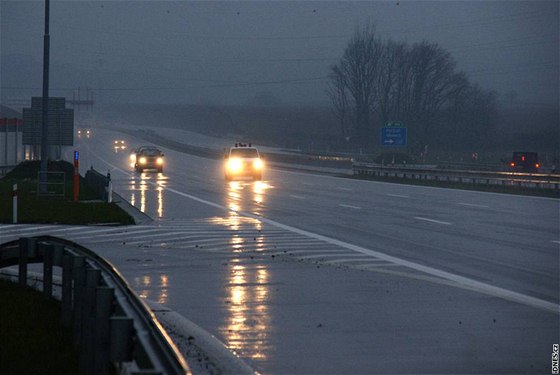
[226,262,271,361]
[208,181,274,361]
[135,274,169,304]
[129,172,168,218]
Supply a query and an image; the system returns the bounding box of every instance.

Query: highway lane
[61,125,559,373]
[76,126,559,305]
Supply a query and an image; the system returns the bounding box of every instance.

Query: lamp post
[39,0,50,192]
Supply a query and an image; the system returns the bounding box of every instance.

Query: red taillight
[521,155,525,161]
[510,162,515,167]
[535,163,540,168]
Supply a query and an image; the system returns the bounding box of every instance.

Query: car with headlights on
[114,140,126,151]
[77,128,91,138]
[224,143,264,181]
[133,146,164,173]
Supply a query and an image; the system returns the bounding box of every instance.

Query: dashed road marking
[414,217,452,226]
[457,202,489,209]
[338,204,361,210]
[386,193,409,198]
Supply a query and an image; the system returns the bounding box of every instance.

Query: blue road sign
[381,127,407,146]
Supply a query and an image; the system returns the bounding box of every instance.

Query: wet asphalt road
[6,126,557,374]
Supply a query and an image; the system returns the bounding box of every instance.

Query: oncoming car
[114,140,126,151]
[224,143,264,181]
[132,146,164,173]
[77,128,91,138]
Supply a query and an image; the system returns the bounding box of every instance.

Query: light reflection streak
[130,178,136,206]
[208,181,275,361]
[156,174,167,218]
[140,174,148,212]
[159,274,168,304]
[135,275,151,299]
[134,274,169,304]
[128,172,167,217]
[226,264,270,360]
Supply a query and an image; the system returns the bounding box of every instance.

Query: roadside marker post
[12,184,17,224]
[73,150,79,202]
[107,171,112,203]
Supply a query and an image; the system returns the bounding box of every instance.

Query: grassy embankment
[0,160,134,225]
[0,278,82,375]
[0,161,133,374]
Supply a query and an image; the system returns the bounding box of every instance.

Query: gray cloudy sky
[1,1,558,107]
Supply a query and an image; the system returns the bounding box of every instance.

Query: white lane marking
[258,216,558,314]
[414,217,452,226]
[302,182,314,186]
[552,240,560,245]
[268,249,333,256]
[299,253,355,260]
[290,195,305,200]
[361,263,401,268]
[71,228,163,241]
[323,257,381,264]
[386,193,409,198]
[337,187,353,191]
[90,147,560,314]
[457,202,489,209]
[0,225,57,235]
[338,204,361,210]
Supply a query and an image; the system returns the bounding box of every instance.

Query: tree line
[328,23,498,154]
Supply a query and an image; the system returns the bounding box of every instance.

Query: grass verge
[0,278,82,375]
[0,161,134,225]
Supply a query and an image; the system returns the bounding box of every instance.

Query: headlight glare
[228,158,242,173]
[253,159,263,169]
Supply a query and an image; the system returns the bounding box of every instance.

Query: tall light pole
[39,0,50,190]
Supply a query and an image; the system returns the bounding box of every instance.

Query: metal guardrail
[0,236,190,375]
[352,162,560,191]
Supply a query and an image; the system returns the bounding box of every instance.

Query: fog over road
[3,125,558,373]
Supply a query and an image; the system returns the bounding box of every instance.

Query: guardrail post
[12,184,17,223]
[61,253,73,327]
[43,243,54,299]
[109,317,134,363]
[18,237,34,287]
[53,244,64,267]
[94,286,114,374]
[72,255,86,347]
[82,268,101,374]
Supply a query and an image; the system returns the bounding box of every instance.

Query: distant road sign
[385,121,405,127]
[381,127,407,146]
[22,97,74,146]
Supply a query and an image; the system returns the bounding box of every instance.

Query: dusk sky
[1,1,558,107]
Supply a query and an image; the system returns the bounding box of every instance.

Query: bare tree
[327,65,351,141]
[331,23,382,148]
[377,40,409,125]
[329,23,500,154]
